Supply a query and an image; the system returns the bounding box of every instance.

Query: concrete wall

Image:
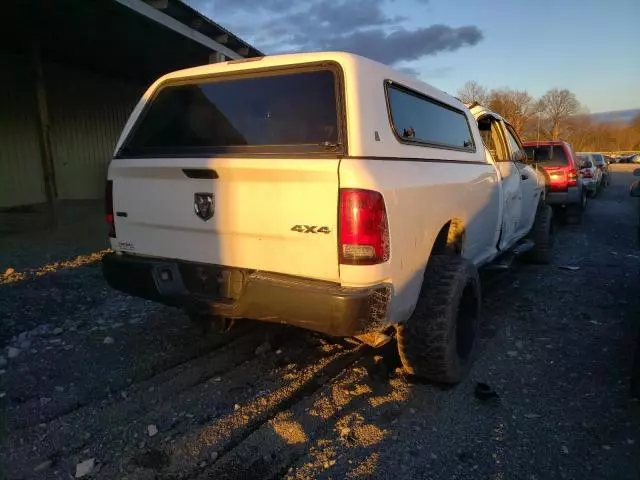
[0,53,143,208]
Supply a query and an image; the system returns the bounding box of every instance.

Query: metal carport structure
[0,0,262,227]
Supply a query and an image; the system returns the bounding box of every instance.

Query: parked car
[523,140,587,223]
[620,154,640,164]
[577,154,602,197]
[101,51,553,385]
[590,152,611,187]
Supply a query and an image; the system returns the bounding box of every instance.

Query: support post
[209,51,226,64]
[31,38,58,229]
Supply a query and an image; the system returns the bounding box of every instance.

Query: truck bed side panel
[338,157,499,324]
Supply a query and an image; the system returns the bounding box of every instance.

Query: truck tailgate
[110,157,340,282]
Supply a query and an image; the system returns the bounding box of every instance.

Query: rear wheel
[396,256,480,384]
[525,204,553,264]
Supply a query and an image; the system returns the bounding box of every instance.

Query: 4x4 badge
[194,193,214,221]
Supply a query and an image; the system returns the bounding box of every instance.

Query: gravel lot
[1,164,639,480]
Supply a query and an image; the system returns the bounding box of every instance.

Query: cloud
[306,0,399,31]
[195,0,292,11]
[319,25,483,65]
[186,0,483,68]
[397,65,453,79]
[397,66,420,77]
[422,66,454,78]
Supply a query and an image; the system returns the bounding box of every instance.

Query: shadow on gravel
[163,340,412,480]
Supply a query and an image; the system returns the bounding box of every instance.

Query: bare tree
[563,115,594,151]
[537,88,580,139]
[631,114,640,150]
[487,88,538,137]
[457,81,488,105]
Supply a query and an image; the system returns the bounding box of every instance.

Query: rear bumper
[102,253,391,337]
[545,186,582,206]
[583,179,598,191]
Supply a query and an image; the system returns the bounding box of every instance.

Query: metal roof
[158,0,264,58]
[1,0,263,84]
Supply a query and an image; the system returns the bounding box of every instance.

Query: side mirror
[634,168,640,177]
[513,150,526,163]
[630,180,640,197]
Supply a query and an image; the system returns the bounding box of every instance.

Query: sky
[186,0,640,113]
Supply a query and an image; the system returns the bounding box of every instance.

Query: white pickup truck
[102,52,552,384]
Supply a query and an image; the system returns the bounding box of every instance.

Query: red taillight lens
[105,180,115,238]
[339,189,390,265]
[545,166,576,191]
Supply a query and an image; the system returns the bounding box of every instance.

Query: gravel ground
[1,164,639,480]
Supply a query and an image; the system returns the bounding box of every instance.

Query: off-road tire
[525,204,553,264]
[396,255,481,384]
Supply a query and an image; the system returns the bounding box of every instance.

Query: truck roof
[143,51,466,112]
[117,51,483,160]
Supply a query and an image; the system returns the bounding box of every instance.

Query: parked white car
[103,52,553,383]
[577,153,602,197]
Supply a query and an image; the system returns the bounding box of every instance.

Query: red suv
[523,140,587,224]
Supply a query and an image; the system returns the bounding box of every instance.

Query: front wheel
[396,256,481,384]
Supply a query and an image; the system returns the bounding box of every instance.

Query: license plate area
[178,264,247,301]
[151,263,189,296]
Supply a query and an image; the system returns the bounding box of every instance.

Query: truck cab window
[504,126,526,162]
[478,116,508,162]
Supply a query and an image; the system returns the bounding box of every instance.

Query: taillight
[545,166,576,191]
[105,180,115,238]
[339,189,390,265]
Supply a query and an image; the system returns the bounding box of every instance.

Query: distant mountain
[589,108,640,124]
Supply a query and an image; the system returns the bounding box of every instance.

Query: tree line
[457,81,640,152]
